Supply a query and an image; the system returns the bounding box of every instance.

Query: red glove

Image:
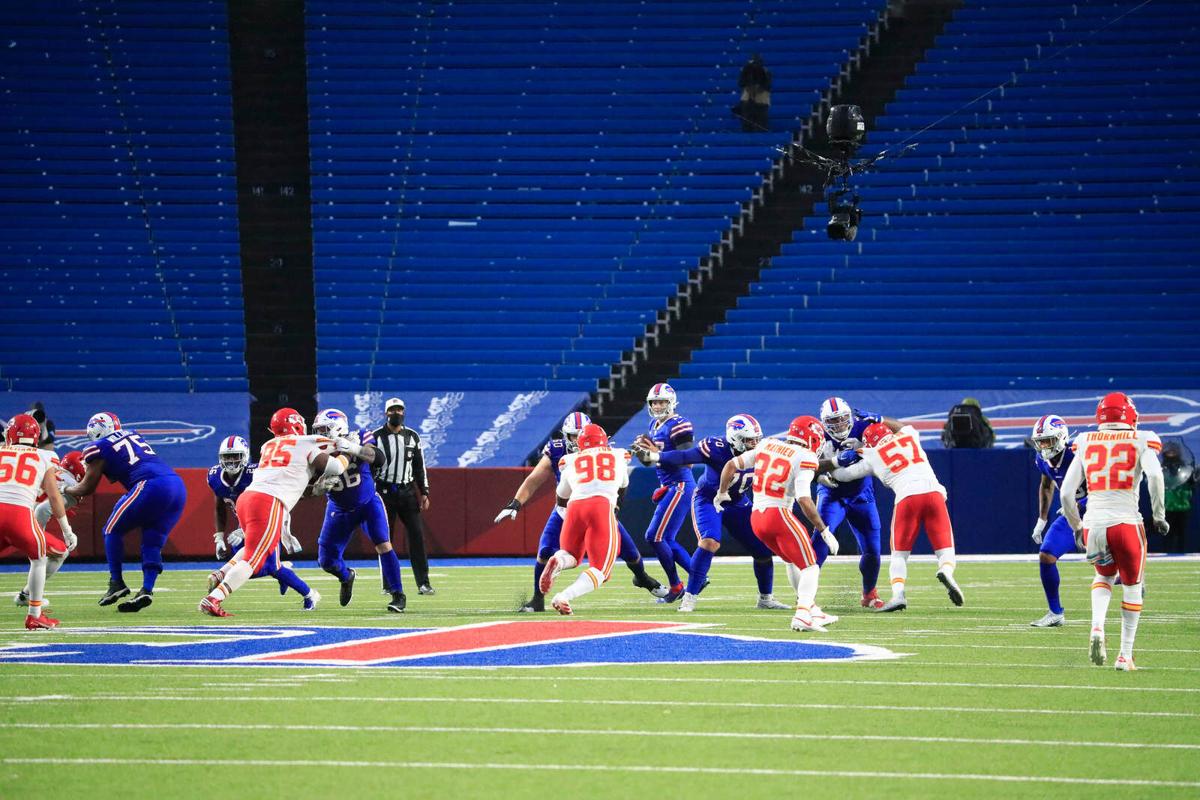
[651,486,669,503]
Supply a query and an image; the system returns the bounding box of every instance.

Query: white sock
[552,549,579,571]
[785,562,803,593]
[208,560,253,602]
[934,547,956,575]
[26,558,47,618]
[890,551,910,598]
[558,567,604,602]
[1091,574,1115,631]
[794,565,820,610]
[1119,582,1143,659]
[24,553,65,595]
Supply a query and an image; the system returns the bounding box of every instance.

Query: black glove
[494,498,521,524]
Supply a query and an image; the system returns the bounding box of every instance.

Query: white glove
[494,499,520,524]
[1154,517,1170,536]
[280,527,302,554]
[713,491,731,512]
[335,436,362,458]
[819,527,839,556]
[1031,518,1047,545]
[227,528,245,549]
[214,530,228,560]
[817,474,839,489]
[59,519,77,552]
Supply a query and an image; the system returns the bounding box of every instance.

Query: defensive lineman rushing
[829,420,964,612]
[199,407,349,617]
[635,383,695,601]
[495,411,665,612]
[1028,415,1087,627]
[68,411,187,612]
[1060,393,1167,671]
[22,450,84,609]
[634,413,790,612]
[206,435,319,610]
[717,416,840,632]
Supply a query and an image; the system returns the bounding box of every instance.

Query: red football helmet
[59,450,86,481]
[862,422,893,448]
[269,407,307,437]
[5,414,40,447]
[1096,392,1138,427]
[787,415,825,451]
[576,423,609,451]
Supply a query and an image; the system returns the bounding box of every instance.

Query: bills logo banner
[0,621,900,668]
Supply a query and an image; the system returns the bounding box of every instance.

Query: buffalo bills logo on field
[55,420,216,450]
[0,621,902,668]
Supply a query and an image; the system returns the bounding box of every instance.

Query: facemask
[388,413,404,427]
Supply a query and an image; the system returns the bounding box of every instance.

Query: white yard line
[2,757,1197,788]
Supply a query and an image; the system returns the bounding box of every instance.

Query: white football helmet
[725,414,762,454]
[312,408,350,438]
[819,397,853,441]
[86,411,121,441]
[646,383,678,421]
[218,435,250,475]
[1031,415,1069,459]
[561,411,592,453]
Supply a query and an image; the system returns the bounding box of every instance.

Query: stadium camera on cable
[825,105,865,242]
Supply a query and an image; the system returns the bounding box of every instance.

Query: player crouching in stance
[1028,415,1087,627]
[828,420,962,612]
[539,424,629,615]
[495,412,664,612]
[199,408,349,617]
[1060,393,1167,671]
[19,450,84,610]
[0,415,75,629]
[717,416,839,632]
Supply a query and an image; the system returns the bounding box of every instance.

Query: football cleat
[936,569,964,606]
[790,609,827,633]
[199,597,232,618]
[861,589,885,610]
[13,590,48,608]
[207,570,225,593]
[1030,611,1065,628]
[1089,627,1106,666]
[538,556,563,595]
[811,606,839,626]
[385,592,406,613]
[657,582,686,604]
[117,589,153,613]
[303,590,322,611]
[98,580,130,607]
[25,613,60,630]
[1114,655,1137,672]
[756,594,790,610]
[677,592,698,612]
[631,571,666,597]
[339,568,356,607]
[417,583,436,596]
[880,597,907,613]
[519,594,545,613]
[551,594,572,616]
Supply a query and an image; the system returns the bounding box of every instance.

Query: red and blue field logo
[0,620,901,668]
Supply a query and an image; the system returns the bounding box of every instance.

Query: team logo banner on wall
[0,392,247,467]
[318,390,588,467]
[614,391,1200,452]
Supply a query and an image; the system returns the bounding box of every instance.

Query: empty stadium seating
[678,0,1200,391]
[307,0,884,393]
[0,1,245,392]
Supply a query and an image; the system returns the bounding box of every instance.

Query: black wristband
[505,499,521,512]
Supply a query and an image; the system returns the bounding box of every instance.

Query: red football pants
[0,501,66,560]
[1087,522,1147,586]
[234,490,287,573]
[891,491,954,552]
[561,496,620,581]
[751,507,818,568]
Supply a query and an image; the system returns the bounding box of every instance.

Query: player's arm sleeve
[659,444,704,468]
[555,468,572,501]
[793,466,816,498]
[1141,436,1166,522]
[1059,456,1085,530]
[411,433,429,495]
[831,459,871,483]
[669,420,694,449]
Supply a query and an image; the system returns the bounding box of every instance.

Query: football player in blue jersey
[634,413,790,612]
[66,411,187,612]
[812,397,890,611]
[495,411,667,612]
[1028,414,1087,627]
[206,435,319,610]
[631,383,696,602]
[311,408,408,613]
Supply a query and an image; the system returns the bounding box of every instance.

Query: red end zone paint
[255,620,693,664]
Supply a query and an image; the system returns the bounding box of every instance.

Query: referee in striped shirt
[373,397,434,595]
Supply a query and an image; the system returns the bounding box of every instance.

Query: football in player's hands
[634,435,660,453]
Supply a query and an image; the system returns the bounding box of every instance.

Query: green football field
[0,557,1197,799]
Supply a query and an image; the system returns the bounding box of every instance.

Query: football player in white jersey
[539,424,631,615]
[199,407,349,617]
[20,450,85,609]
[1060,393,1167,671]
[0,415,75,629]
[716,416,840,632]
[829,420,963,612]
